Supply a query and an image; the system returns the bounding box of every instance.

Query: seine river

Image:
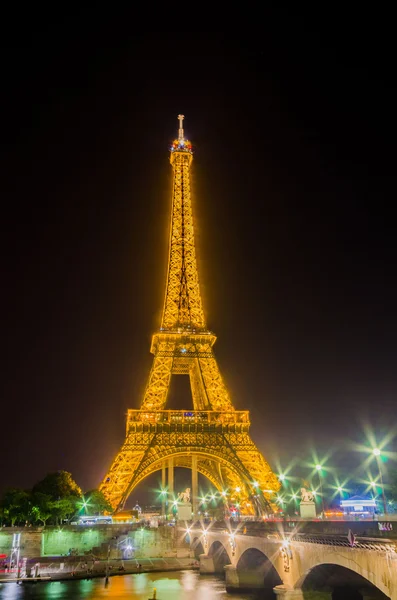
[0,571,274,600]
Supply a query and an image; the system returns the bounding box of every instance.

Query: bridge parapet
[190,518,397,540]
[290,533,396,552]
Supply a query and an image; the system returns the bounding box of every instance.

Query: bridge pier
[273,587,304,599]
[224,565,239,592]
[274,586,333,599]
[199,553,215,574]
[226,564,286,594]
[360,590,393,600]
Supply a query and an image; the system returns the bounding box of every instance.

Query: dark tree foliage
[0,471,84,526]
[32,470,82,500]
[83,489,113,515]
[0,488,31,526]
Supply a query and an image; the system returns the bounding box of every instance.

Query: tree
[30,492,52,525]
[0,488,31,526]
[50,497,79,526]
[82,489,113,515]
[0,505,9,526]
[32,471,82,500]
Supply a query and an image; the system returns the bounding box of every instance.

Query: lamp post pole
[316,466,325,517]
[373,449,388,517]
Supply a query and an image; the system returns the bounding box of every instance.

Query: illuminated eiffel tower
[100,115,280,516]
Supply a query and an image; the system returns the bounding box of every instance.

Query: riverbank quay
[0,523,192,568]
[0,556,199,584]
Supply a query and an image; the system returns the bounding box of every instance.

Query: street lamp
[373,449,388,516]
[316,465,326,517]
[160,489,168,519]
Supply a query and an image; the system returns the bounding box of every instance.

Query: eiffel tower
[100,115,280,516]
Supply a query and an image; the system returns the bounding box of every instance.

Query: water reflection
[0,571,265,600]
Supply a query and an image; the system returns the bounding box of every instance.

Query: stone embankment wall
[0,524,190,559]
[0,528,42,558]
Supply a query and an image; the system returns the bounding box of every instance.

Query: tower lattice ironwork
[100,115,280,515]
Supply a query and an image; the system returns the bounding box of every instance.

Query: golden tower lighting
[100,115,280,516]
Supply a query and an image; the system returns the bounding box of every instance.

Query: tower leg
[162,462,166,517]
[168,457,174,506]
[192,455,198,519]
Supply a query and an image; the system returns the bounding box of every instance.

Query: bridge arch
[191,536,205,559]
[236,547,283,591]
[207,540,231,574]
[294,555,391,599]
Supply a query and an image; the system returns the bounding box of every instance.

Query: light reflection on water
[0,571,269,600]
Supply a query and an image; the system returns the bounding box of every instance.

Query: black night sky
[2,27,397,502]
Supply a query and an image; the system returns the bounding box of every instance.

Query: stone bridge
[189,522,397,599]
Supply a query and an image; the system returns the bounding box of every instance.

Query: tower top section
[178,114,185,140]
[163,115,204,330]
[170,114,193,156]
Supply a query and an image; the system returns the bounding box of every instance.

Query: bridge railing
[188,519,397,540]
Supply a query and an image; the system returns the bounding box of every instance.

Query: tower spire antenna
[178,114,185,141]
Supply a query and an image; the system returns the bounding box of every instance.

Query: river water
[0,571,273,600]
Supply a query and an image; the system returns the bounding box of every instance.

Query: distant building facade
[340,495,376,517]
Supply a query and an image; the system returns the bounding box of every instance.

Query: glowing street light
[328,477,349,501]
[78,497,90,515]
